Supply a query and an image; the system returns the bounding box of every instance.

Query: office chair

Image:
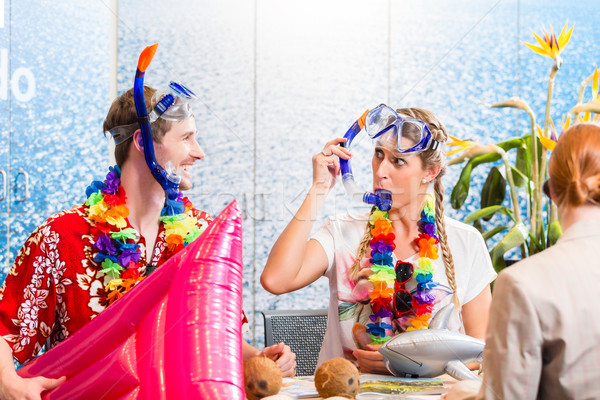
[261,309,328,376]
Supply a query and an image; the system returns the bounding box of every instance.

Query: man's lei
[85,165,203,304]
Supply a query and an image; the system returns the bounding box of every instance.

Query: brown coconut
[244,356,283,400]
[314,357,360,399]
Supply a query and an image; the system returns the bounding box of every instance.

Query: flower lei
[85,165,203,304]
[366,193,441,344]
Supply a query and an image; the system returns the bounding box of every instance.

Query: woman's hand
[311,138,352,193]
[352,344,391,375]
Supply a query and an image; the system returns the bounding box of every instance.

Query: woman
[261,106,496,373]
[463,122,600,399]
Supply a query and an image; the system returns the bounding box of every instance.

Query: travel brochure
[279,374,446,399]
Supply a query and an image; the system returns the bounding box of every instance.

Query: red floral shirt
[0,203,212,364]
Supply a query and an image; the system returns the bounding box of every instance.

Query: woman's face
[371,136,435,216]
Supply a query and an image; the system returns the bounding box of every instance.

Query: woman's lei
[366,194,441,344]
[85,165,203,304]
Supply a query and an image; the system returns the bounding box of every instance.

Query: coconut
[244,356,283,400]
[314,357,360,399]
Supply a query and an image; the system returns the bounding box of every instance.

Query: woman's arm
[261,138,351,294]
[462,284,492,339]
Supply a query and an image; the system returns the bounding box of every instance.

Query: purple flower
[419,221,437,238]
[413,291,435,304]
[101,166,121,194]
[372,307,393,320]
[370,240,394,254]
[118,249,142,267]
[95,235,116,254]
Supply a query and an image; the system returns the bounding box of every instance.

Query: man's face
[154,117,204,191]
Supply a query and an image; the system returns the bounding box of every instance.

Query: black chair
[261,309,328,376]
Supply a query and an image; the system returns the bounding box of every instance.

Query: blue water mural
[0,0,598,351]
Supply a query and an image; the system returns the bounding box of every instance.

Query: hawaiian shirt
[0,203,212,364]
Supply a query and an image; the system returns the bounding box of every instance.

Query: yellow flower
[537,124,556,151]
[446,135,476,156]
[369,210,388,225]
[106,279,123,291]
[523,21,573,68]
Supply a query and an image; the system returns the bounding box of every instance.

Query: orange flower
[106,289,123,304]
[371,218,392,237]
[407,313,432,330]
[369,281,394,300]
[166,234,184,253]
[415,234,439,259]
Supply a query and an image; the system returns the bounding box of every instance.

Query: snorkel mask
[339,104,444,211]
[111,43,198,206]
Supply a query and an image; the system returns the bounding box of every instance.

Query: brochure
[278,374,446,399]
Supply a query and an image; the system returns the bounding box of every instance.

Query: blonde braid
[434,177,460,310]
[349,207,375,282]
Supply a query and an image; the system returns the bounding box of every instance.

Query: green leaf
[548,220,563,246]
[489,222,529,273]
[510,166,529,189]
[450,153,502,209]
[464,205,513,224]
[482,225,509,241]
[496,137,525,152]
[515,143,531,182]
[451,162,473,209]
[472,219,484,233]
[481,167,507,218]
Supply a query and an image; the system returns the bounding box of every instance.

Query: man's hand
[0,371,66,400]
[259,342,297,377]
[352,344,391,375]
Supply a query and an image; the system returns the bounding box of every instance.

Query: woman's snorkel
[133,43,181,200]
[339,109,392,211]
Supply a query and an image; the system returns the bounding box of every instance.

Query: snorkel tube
[339,110,392,211]
[133,44,181,199]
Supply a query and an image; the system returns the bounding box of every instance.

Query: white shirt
[311,212,496,366]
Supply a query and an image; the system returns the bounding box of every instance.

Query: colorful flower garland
[85,165,203,304]
[366,193,441,344]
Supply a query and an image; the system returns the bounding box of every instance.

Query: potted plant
[447,22,600,272]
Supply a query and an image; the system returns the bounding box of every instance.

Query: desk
[278,374,459,399]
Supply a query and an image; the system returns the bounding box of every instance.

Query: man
[0,85,295,400]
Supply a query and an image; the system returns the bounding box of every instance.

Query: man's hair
[103,86,173,167]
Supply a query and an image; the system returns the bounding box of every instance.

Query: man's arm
[0,338,65,400]
[476,271,543,400]
[242,340,297,377]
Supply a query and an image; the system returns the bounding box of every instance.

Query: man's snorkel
[133,43,181,201]
[339,110,392,211]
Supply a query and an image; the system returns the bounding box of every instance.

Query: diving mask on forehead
[338,104,444,211]
[365,104,443,153]
[109,81,197,146]
[150,81,198,122]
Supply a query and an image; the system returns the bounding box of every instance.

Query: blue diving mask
[365,104,443,154]
[109,81,198,146]
[338,105,444,212]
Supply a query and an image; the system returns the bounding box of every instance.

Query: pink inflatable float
[17,201,245,400]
